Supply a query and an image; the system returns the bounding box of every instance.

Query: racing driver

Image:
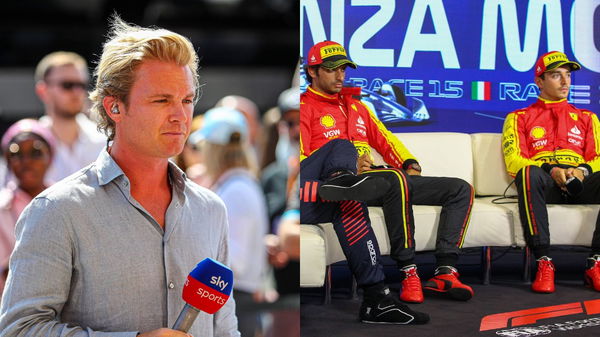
[502,51,600,294]
[300,40,475,310]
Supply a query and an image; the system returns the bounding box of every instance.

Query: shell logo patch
[320,114,336,129]
[570,112,578,121]
[530,126,546,140]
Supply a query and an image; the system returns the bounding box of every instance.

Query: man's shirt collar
[94,149,187,196]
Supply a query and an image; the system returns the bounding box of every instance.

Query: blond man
[0,17,239,337]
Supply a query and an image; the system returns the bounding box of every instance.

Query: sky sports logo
[182,275,231,314]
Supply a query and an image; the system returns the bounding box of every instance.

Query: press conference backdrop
[300,0,600,133]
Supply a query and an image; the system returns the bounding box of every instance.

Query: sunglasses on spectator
[47,81,88,91]
[7,142,49,161]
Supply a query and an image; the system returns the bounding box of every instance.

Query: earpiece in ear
[111,104,120,114]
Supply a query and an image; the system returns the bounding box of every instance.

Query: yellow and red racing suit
[300,85,474,265]
[502,97,600,177]
[300,85,416,169]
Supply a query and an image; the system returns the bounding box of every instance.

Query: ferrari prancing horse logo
[570,112,578,121]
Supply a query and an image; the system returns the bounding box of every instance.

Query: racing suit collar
[307,85,362,102]
[537,96,568,106]
[307,86,338,101]
[341,86,362,97]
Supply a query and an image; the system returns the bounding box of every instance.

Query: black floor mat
[301,247,600,337]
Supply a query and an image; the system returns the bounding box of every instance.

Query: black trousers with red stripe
[515,165,600,257]
[364,169,474,267]
[300,139,386,287]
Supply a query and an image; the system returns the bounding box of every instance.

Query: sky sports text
[196,288,227,305]
[301,0,600,73]
[210,275,229,291]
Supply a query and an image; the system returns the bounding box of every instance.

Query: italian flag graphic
[471,81,491,101]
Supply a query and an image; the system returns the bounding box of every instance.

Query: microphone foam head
[182,258,234,314]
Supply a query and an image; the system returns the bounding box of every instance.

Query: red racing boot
[532,256,555,293]
[423,266,473,301]
[585,255,600,291]
[399,265,423,303]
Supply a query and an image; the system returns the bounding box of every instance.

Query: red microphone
[173,258,234,332]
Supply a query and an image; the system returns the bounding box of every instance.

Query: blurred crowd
[0,50,299,337]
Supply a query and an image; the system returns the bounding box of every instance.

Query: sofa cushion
[471,133,516,196]
[371,132,474,185]
[498,202,600,247]
[300,225,327,287]
[468,197,517,247]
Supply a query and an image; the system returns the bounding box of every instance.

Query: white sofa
[300,133,600,299]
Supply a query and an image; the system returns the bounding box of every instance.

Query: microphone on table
[172,258,234,332]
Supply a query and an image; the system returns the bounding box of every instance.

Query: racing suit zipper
[338,103,351,141]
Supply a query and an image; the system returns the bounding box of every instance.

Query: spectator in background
[192,107,269,337]
[274,88,300,174]
[34,51,105,182]
[264,174,299,337]
[258,106,281,171]
[261,87,300,226]
[173,114,210,186]
[0,119,55,297]
[260,88,300,337]
[215,95,262,162]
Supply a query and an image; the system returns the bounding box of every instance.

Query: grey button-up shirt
[0,150,240,337]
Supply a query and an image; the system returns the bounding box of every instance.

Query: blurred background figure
[34,51,106,182]
[0,118,55,297]
[264,176,300,337]
[261,87,300,337]
[173,114,211,186]
[259,106,282,171]
[261,87,300,226]
[215,95,260,149]
[192,107,269,337]
[173,115,204,173]
[275,88,300,174]
[215,95,262,167]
